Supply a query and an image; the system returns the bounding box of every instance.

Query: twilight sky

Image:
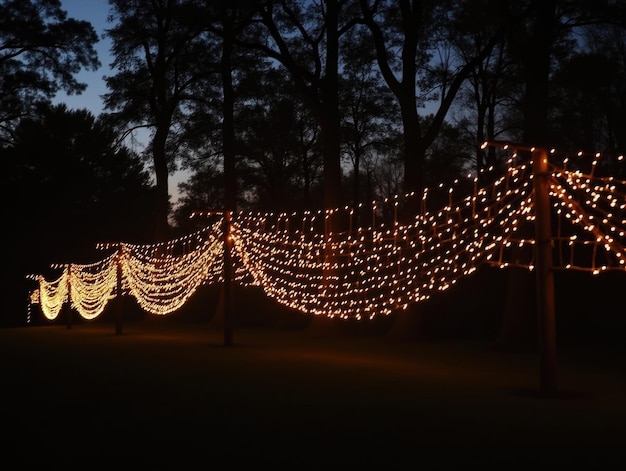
[55,0,190,203]
[54,0,112,115]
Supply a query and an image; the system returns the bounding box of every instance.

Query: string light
[30,144,626,322]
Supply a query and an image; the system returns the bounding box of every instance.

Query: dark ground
[3,268,626,468]
[1,315,625,469]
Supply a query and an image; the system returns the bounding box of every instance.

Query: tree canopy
[4,0,626,329]
[3,103,156,325]
[0,0,99,143]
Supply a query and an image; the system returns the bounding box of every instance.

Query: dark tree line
[1,0,151,324]
[0,0,99,143]
[101,0,626,235]
[2,0,625,331]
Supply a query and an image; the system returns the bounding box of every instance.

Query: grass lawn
[1,314,625,468]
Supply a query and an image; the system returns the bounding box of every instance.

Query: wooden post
[531,147,558,393]
[115,250,123,336]
[223,210,234,346]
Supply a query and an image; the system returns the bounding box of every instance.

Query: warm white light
[30,144,626,322]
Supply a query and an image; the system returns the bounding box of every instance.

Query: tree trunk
[385,99,425,342]
[497,0,556,349]
[213,8,237,345]
[307,0,342,335]
[400,101,425,198]
[152,123,171,243]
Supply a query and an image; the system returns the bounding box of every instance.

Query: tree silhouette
[104,0,218,242]
[0,0,99,143]
[4,103,155,326]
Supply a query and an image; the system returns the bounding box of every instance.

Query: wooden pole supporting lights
[482,140,557,394]
[28,141,626,395]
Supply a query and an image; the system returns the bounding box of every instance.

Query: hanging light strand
[29,147,626,321]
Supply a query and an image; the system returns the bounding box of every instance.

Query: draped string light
[66,252,119,320]
[113,221,224,315]
[550,160,626,273]
[29,145,626,322]
[31,221,223,319]
[230,160,535,319]
[119,232,223,315]
[31,269,68,321]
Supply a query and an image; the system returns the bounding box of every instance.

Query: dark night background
[1,1,625,464]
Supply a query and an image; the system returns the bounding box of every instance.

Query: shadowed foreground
[1,319,625,468]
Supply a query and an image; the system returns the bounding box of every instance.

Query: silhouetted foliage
[3,104,155,326]
[104,0,220,242]
[0,0,99,143]
[5,0,626,333]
